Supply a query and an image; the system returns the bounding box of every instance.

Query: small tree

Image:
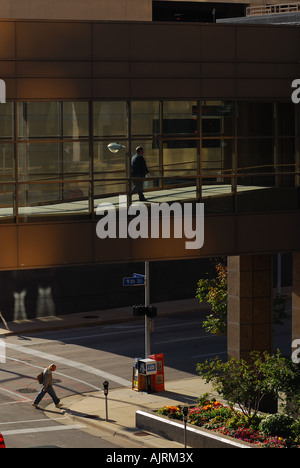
[196,260,288,336]
[196,261,227,335]
[197,351,300,421]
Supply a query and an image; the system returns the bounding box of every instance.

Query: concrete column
[292,252,300,350]
[227,254,273,361]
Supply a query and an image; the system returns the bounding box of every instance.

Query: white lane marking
[2,424,86,436]
[0,417,68,425]
[5,342,131,387]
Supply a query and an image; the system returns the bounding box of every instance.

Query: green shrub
[291,419,300,443]
[259,413,294,438]
[227,412,263,431]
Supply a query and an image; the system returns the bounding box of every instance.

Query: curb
[50,403,184,448]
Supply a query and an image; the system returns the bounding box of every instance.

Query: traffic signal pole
[145,261,151,358]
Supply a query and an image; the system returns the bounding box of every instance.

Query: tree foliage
[196,261,227,335]
[196,260,288,335]
[197,351,300,421]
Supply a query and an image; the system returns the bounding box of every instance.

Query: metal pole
[183,407,188,448]
[145,261,150,358]
[105,394,108,421]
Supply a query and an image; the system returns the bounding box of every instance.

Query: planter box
[136,410,253,448]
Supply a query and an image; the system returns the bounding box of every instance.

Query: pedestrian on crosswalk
[32,363,62,409]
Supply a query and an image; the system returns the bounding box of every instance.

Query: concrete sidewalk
[45,376,215,448]
[0,298,216,448]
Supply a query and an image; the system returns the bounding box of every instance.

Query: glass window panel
[0,102,14,139]
[163,101,197,136]
[237,138,275,188]
[18,142,90,182]
[0,143,14,181]
[93,101,127,137]
[63,102,89,138]
[0,183,14,221]
[17,102,61,139]
[277,138,295,187]
[202,101,234,138]
[94,180,127,202]
[18,181,90,220]
[94,141,126,179]
[162,141,197,177]
[202,139,234,177]
[237,138,274,175]
[62,142,90,176]
[277,102,295,136]
[18,142,62,181]
[237,102,273,137]
[131,101,160,136]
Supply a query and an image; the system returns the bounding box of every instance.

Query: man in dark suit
[131,146,150,201]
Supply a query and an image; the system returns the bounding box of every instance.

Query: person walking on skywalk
[32,363,62,409]
[131,146,150,201]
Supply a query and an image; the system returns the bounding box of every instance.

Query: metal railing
[246,2,300,16]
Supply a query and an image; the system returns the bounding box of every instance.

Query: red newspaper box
[149,353,165,392]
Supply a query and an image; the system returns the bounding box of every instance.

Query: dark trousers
[132,181,146,201]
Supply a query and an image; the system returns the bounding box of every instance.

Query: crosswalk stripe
[2,424,86,436]
[5,342,131,387]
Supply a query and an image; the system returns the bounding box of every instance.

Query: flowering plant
[156,397,300,448]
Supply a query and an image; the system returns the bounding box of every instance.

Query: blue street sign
[123,276,145,287]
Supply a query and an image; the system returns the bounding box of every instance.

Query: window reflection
[0,99,297,221]
[202,101,234,138]
[131,101,160,136]
[0,103,14,140]
[63,102,89,138]
[163,101,197,136]
[0,143,14,181]
[93,101,127,137]
[18,102,60,139]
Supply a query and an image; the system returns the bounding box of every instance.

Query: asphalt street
[0,308,291,448]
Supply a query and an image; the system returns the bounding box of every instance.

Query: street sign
[123,276,145,286]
